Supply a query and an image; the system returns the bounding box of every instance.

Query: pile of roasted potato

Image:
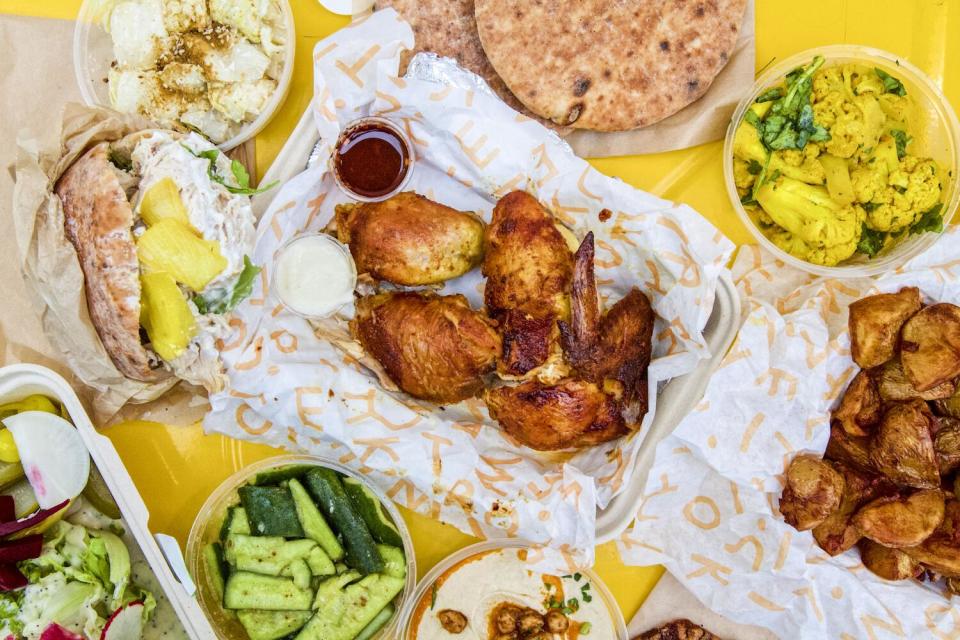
[780,287,960,595]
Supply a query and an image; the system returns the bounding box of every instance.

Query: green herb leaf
[580,622,592,635]
[746,159,763,175]
[107,148,133,171]
[875,68,907,96]
[857,223,886,258]
[573,572,582,582]
[755,87,783,103]
[744,110,762,130]
[192,295,209,315]
[909,203,944,235]
[890,129,912,160]
[231,160,251,189]
[182,143,278,195]
[193,256,262,315]
[862,202,880,213]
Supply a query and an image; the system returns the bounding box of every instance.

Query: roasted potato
[852,489,945,548]
[833,370,882,437]
[779,455,845,531]
[876,359,956,403]
[824,424,873,471]
[935,418,960,475]
[848,287,921,369]
[814,463,889,556]
[860,539,922,581]
[903,500,960,577]
[869,399,940,489]
[901,304,960,392]
[934,386,960,419]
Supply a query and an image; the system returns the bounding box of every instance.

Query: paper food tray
[0,364,216,640]
[252,107,743,543]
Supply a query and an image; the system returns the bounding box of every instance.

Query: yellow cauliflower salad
[733,55,947,266]
[105,0,288,144]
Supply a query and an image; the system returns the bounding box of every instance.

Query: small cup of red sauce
[332,116,415,202]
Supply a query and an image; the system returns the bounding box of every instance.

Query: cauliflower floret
[774,146,826,185]
[812,67,846,102]
[734,158,757,192]
[159,62,206,95]
[209,78,275,122]
[866,158,942,232]
[851,163,889,204]
[766,225,860,267]
[161,0,209,32]
[209,0,263,43]
[849,66,885,96]
[879,93,911,126]
[756,176,864,254]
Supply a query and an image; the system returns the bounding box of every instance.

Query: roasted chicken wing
[482,191,573,377]
[351,292,501,403]
[336,192,485,286]
[559,232,654,419]
[483,379,628,451]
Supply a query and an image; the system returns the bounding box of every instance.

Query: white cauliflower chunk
[206,40,270,83]
[108,0,167,69]
[209,78,275,122]
[209,0,263,42]
[161,0,209,31]
[159,62,207,94]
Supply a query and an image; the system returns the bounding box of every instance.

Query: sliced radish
[0,496,12,523]
[2,412,90,509]
[40,624,84,640]
[0,500,68,538]
[0,564,27,591]
[100,601,144,640]
[0,534,42,562]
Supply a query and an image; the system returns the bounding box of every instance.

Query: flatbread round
[56,141,169,383]
[473,0,748,131]
[374,0,557,128]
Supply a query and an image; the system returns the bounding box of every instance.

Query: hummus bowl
[186,455,416,640]
[400,541,627,640]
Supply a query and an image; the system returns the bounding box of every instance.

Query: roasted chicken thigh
[352,291,501,403]
[336,192,485,286]
[482,191,573,377]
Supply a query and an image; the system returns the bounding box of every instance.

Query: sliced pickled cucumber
[0,461,24,489]
[137,219,227,292]
[141,272,198,361]
[140,177,191,228]
[82,465,122,520]
[6,477,38,519]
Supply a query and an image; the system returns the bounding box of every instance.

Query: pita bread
[374,0,561,129]
[55,141,168,383]
[474,0,748,131]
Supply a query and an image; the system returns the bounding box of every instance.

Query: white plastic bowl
[724,45,960,277]
[186,455,416,640]
[73,0,296,151]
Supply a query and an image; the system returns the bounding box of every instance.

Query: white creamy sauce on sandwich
[130,131,255,388]
[274,234,356,317]
[411,549,616,640]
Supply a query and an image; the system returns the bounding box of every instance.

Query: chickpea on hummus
[409,548,617,639]
[733,55,946,267]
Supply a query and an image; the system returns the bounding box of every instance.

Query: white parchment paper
[204,10,734,569]
[620,229,960,637]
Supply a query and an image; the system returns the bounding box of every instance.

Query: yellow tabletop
[2,0,959,629]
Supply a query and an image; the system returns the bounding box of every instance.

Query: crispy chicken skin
[560,232,654,417]
[482,191,573,376]
[636,619,722,640]
[336,192,485,286]
[351,292,501,403]
[484,379,628,451]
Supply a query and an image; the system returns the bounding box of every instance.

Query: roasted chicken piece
[351,292,500,403]
[484,379,628,451]
[336,192,485,286]
[559,233,654,420]
[876,358,956,402]
[868,399,940,489]
[904,499,960,576]
[637,619,722,640]
[832,370,881,437]
[852,489,944,548]
[900,303,960,392]
[779,455,845,531]
[848,287,921,369]
[860,539,922,581]
[482,191,573,377]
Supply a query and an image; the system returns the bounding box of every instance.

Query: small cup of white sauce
[272,233,357,318]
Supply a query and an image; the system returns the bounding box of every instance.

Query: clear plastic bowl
[331,116,416,202]
[73,0,296,151]
[397,540,628,640]
[271,233,358,319]
[186,455,417,640]
[723,45,960,277]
